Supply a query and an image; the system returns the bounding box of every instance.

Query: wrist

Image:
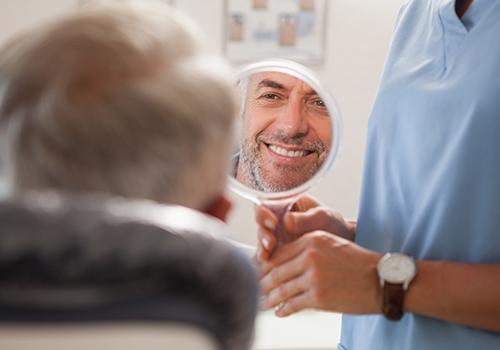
[363,251,384,314]
[403,259,440,314]
[376,253,417,320]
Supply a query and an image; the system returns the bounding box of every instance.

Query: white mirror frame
[228,59,343,204]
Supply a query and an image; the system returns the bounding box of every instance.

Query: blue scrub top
[340,0,500,349]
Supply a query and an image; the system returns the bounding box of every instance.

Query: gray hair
[0,3,237,210]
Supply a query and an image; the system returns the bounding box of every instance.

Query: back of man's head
[0,3,237,211]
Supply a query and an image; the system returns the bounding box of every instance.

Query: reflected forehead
[250,72,317,94]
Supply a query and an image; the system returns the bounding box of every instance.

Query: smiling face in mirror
[234,71,332,193]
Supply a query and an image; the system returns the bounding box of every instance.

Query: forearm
[404,260,500,332]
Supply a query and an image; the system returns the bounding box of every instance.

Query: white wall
[0,0,77,44]
[0,0,403,245]
[221,0,404,245]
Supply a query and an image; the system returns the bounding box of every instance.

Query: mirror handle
[263,200,296,248]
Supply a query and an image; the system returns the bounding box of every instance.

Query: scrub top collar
[439,0,498,33]
[460,0,499,31]
[438,0,498,69]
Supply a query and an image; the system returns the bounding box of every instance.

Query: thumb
[284,206,331,237]
[291,195,323,212]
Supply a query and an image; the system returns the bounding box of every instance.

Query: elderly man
[235,71,331,192]
[0,3,234,218]
[0,3,256,350]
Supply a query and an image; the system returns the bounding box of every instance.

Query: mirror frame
[228,59,343,203]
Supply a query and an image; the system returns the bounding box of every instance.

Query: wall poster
[225,0,327,65]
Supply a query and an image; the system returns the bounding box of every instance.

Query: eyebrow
[256,79,286,92]
[255,78,319,97]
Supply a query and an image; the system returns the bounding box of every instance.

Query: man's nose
[275,98,309,137]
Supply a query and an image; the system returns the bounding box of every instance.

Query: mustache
[255,130,326,154]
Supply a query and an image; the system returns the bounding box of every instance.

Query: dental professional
[255,0,500,349]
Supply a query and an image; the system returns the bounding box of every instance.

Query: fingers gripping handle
[263,201,295,248]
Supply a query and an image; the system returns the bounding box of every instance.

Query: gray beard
[239,139,323,193]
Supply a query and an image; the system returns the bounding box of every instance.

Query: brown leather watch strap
[382,282,406,321]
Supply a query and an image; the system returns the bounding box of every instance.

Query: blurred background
[0,0,403,245]
[0,1,404,348]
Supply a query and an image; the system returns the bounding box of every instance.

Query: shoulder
[394,0,435,32]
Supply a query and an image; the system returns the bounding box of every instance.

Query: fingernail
[262,236,271,250]
[264,219,276,231]
[275,302,286,317]
[276,309,287,317]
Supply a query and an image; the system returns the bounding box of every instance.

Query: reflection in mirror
[233,71,332,193]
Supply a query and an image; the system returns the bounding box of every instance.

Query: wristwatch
[376,253,417,321]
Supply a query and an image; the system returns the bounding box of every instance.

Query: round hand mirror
[229,60,342,244]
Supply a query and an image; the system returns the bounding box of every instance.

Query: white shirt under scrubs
[340,0,500,349]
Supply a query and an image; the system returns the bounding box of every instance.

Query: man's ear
[203,194,232,222]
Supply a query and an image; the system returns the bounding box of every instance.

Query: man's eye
[260,93,281,100]
[312,99,325,107]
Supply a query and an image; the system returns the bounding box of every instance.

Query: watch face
[378,253,416,284]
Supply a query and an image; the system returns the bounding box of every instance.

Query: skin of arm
[405,260,500,332]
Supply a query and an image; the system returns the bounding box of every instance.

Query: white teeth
[268,144,307,158]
